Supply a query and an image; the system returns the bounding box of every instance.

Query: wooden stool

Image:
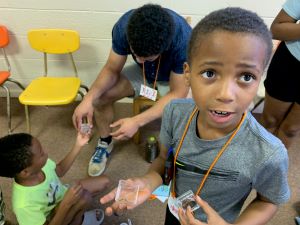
[133,94,160,144]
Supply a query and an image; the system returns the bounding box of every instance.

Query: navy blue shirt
[112,8,192,83]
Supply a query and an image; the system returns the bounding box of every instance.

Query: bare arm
[45,184,84,225]
[110,71,189,140]
[72,49,127,129]
[84,49,127,102]
[179,194,277,225]
[55,133,89,177]
[271,9,300,41]
[44,206,72,225]
[99,143,169,215]
[143,143,169,190]
[234,194,278,225]
[134,72,189,128]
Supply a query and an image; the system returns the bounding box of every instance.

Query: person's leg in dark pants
[164,206,180,225]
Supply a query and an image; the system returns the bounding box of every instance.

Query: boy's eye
[201,70,215,79]
[240,73,256,83]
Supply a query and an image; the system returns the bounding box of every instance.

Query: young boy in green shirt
[0,132,110,225]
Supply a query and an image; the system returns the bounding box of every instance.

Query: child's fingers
[104,202,127,217]
[73,184,83,195]
[87,113,93,128]
[110,119,122,128]
[186,206,203,224]
[195,196,218,219]
[110,130,127,140]
[179,206,203,225]
[104,206,114,216]
[178,208,188,225]
[100,188,117,204]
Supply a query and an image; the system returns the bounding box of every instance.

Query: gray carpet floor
[0,98,299,225]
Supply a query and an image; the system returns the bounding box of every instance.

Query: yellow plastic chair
[19,29,88,132]
[0,25,25,134]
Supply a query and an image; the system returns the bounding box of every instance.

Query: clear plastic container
[177,190,200,212]
[115,180,139,205]
[80,117,91,134]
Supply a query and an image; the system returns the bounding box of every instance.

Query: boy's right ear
[184,62,191,87]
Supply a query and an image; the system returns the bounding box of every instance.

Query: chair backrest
[28,29,80,76]
[28,29,79,54]
[0,25,9,48]
[0,25,11,72]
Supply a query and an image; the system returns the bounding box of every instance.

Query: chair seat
[19,77,81,105]
[0,71,10,84]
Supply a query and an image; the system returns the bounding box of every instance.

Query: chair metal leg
[78,90,84,99]
[7,78,25,90]
[80,84,89,93]
[1,85,11,134]
[25,105,31,133]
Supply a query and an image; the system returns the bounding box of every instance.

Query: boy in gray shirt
[100,7,290,225]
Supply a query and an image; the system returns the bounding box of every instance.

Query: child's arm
[45,184,84,225]
[55,132,89,177]
[271,9,300,41]
[143,143,169,189]
[100,143,168,216]
[233,194,277,225]
[178,194,277,225]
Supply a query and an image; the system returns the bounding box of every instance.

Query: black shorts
[264,41,300,104]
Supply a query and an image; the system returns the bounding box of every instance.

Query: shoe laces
[92,146,108,163]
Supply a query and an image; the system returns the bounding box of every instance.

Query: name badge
[168,194,180,221]
[139,84,157,101]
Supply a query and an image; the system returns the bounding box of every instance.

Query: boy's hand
[72,100,94,131]
[61,183,83,207]
[110,117,139,140]
[99,177,152,216]
[76,132,90,147]
[179,196,232,225]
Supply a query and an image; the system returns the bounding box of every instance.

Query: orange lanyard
[171,107,247,197]
[142,55,161,90]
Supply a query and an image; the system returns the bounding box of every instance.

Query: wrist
[143,171,163,191]
[83,92,97,106]
[133,114,147,128]
[58,200,72,211]
[73,143,83,151]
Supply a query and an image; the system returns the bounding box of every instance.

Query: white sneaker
[296,217,300,225]
[88,140,113,177]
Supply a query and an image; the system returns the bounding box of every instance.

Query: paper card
[152,183,171,197]
[139,84,157,101]
[151,183,171,203]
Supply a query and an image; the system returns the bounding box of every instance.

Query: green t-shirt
[12,159,67,225]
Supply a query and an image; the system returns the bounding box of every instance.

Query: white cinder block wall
[0,0,285,98]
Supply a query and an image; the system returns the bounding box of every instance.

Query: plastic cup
[177,190,200,212]
[115,180,139,205]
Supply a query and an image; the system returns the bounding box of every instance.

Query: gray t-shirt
[160,99,290,223]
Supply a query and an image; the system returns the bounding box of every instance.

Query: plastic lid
[147,136,156,143]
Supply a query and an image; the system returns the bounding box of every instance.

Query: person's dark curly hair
[127,4,175,57]
[188,7,273,68]
[0,133,33,178]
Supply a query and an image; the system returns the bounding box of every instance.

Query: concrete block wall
[0,0,285,97]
